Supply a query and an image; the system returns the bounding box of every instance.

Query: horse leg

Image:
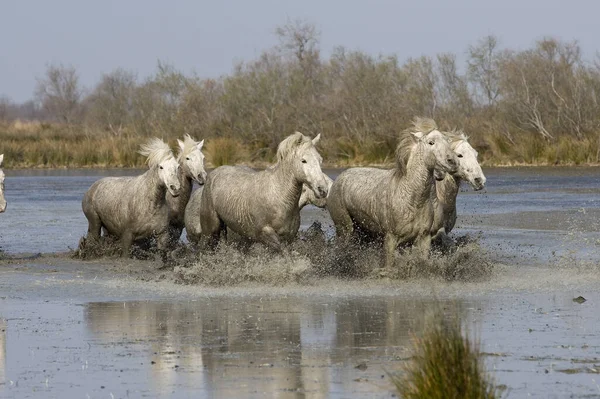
[85,212,102,244]
[259,226,283,252]
[414,234,432,258]
[327,196,354,239]
[431,228,456,253]
[383,233,399,271]
[199,194,223,251]
[156,230,174,266]
[121,231,133,258]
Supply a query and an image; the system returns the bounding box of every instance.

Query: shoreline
[3,161,600,171]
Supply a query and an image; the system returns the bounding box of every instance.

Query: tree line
[2,20,600,166]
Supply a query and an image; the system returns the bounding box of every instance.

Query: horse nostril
[169,185,177,191]
[474,177,482,184]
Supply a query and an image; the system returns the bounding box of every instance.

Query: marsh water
[1,167,600,398]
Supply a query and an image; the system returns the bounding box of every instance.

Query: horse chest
[130,205,167,234]
[390,202,433,237]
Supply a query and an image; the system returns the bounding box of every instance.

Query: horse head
[452,138,486,190]
[412,130,459,179]
[177,135,207,185]
[278,132,329,199]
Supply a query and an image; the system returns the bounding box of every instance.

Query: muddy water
[1,167,600,398]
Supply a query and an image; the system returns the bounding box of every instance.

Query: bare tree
[275,19,321,83]
[467,35,501,106]
[35,64,83,124]
[86,68,137,134]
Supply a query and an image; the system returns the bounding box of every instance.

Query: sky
[1,0,599,102]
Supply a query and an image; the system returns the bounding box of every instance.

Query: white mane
[139,138,174,167]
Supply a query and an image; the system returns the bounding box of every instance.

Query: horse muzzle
[194,173,206,186]
[314,186,328,199]
[472,177,486,191]
[169,185,181,197]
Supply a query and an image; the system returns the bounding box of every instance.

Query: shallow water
[1,166,600,398]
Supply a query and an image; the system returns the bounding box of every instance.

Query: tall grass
[391,308,499,399]
[204,137,249,167]
[1,120,600,168]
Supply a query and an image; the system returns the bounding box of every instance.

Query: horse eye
[186,157,190,161]
[302,159,307,164]
[159,166,164,170]
[457,154,464,158]
[428,141,434,146]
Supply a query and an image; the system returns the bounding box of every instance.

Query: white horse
[199,132,329,250]
[184,172,333,245]
[327,118,459,270]
[82,139,181,257]
[0,154,6,213]
[431,130,486,245]
[166,135,207,246]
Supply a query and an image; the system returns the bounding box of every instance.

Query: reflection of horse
[327,118,459,270]
[166,135,207,246]
[81,139,181,257]
[83,297,469,397]
[0,318,5,387]
[0,154,6,213]
[199,132,329,250]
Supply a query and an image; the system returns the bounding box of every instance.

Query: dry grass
[2,121,600,168]
[0,122,147,168]
[204,136,249,167]
[483,132,600,166]
[390,307,500,399]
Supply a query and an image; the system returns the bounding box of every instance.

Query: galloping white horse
[327,118,459,270]
[166,135,207,246]
[82,139,181,257]
[199,132,329,250]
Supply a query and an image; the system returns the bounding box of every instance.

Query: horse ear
[312,133,321,145]
[177,139,185,152]
[411,132,424,139]
[197,139,204,150]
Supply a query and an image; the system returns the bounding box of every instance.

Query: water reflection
[85,297,467,397]
[0,318,5,390]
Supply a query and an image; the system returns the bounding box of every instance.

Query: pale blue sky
[1,0,598,102]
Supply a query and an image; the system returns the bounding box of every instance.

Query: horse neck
[270,160,304,208]
[178,165,193,202]
[396,144,434,205]
[436,174,460,208]
[140,166,168,206]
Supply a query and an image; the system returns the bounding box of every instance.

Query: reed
[390,308,499,399]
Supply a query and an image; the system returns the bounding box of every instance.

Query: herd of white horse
[0,117,487,270]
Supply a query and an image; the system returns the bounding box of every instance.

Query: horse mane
[276,132,313,163]
[176,134,200,162]
[139,138,174,167]
[445,129,469,150]
[394,117,439,174]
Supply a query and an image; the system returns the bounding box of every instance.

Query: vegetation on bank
[2,20,600,168]
[1,121,599,169]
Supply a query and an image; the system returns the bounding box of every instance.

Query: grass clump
[391,309,500,399]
